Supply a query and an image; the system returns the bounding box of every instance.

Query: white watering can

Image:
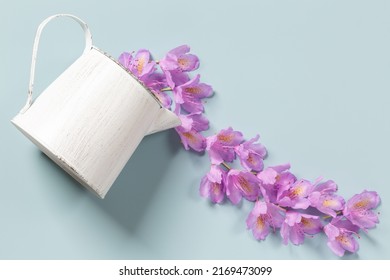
[12,14,181,198]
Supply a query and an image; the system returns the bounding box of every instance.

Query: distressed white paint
[11,15,181,198]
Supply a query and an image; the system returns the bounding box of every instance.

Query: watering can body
[12,15,180,198]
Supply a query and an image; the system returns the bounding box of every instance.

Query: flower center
[353,199,369,210]
[185,87,201,94]
[212,183,221,195]
[335,234,351,247]
[247,153,255,164]
[136,58,145,75]
[178,57,189,68]
[300,217,310,226]
[237,176,251,194]
[256,216,265,230]
[183,132,196,143]
[289,186,304,198]
[217,134,233,143]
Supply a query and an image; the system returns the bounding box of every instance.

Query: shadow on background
[88,129,181,232]
[38,129,181,233]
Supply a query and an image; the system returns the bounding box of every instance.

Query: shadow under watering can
[11,14,181,198]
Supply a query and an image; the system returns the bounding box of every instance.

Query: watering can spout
[146,107,181,135]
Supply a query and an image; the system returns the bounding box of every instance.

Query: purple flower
[280,212,322,245]
[309,180,345,218]
[225,170,260,204]
[151,90,172,108]
[277,179,313,209]
[118,52,133,69]
[257,163,296,203]
[165,70,190,89]
[175,123,206,152]
[140,72,172,108]
[235,134,267,172]
[178,113,209,133]
[200,165,226,203]
[246,201,285,240]
[119,50,156,81]
[206,127,244,165]
[159,45,200,72]
[324,217,360,256]
[343,190,380,231]
[174,74,213,113]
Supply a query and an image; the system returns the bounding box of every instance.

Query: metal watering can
[12,14,181,198]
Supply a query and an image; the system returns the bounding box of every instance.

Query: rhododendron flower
[277,179,313,209]
[119,49,156,81]
[174,74,213,113]
[235,134,267,172]
[200,165,226,203]
[226,170,260,204]
[118,52,133,69]
[178,113,209,133]
[309,180,344,217]
[280,212,322,245]
[206,127,244,165]
[117,46,381,257]
[150,89,172,108]
[324,217,360,256]
[141,72,172,108]
[159,45,199,72]
[246,201,285,240]
[257,163,296,203]
[165,70,190,89]
[343,190,380,231]
[175,124,206,152]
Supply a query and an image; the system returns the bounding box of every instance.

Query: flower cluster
[119,46,213,152]
[119,46,381,257]
[199,128,380,256]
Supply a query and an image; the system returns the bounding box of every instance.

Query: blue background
[1,0,389,259]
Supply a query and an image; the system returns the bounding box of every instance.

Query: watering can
[11,14,181,198]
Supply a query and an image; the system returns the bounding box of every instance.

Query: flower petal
[216,127,244,146]
[152,90,172,108]
[252,216,270,240]
[285,211,302,227]
[300,215,322,234]
[209,182,225,203]
[226,178,242,204]
[199,176,211,198]
[168,45,190,56]
[289,225,305,245]
[229,170,260,201]
[266,203,285,228]
[188,113,209,132]
[177,114,193,132]
[131,49,152,76]
[257,167,278,185]
[315,180,338,194]
[176,129,206,152]
[177,54,200,71]
[344,190,381,230]
[207,165,223,184]
[327,240,345,257]
[280,222,290,245]
[118,52,133,69]
[165,70,190,89]
[324,223,340,241]
[337,234,359,254]
[200,177,225,204]
[206,136,236,164]
[346,190,380,212]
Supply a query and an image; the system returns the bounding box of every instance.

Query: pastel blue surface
[1,0,389,259]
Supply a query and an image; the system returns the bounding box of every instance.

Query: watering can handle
[20,14,93,113]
